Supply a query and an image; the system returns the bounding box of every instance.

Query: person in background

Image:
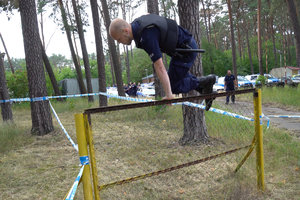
[224,70,237,104]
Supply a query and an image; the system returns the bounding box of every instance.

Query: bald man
[109,14,216,110]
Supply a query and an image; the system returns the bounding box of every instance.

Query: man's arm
[153,58,174,100]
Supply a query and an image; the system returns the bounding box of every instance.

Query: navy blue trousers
[168,38,199,94]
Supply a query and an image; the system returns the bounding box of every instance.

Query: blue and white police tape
[173,101,254,122]
[261,113,270,129]
[65,156,90,200]
[98,92,154,102]
[79,156,89,166]
[267,115,300,118]
[0,91,153,104]
[49,101,78,152]
[65,165,85,200]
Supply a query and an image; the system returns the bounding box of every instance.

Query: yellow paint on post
[253,89,265,191]
[75,113,93,200]
[84,114,100,200]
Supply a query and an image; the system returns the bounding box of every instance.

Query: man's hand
[162,94,174,100]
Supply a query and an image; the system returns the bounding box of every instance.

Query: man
[109,14,216,110]
[224,70,236,104]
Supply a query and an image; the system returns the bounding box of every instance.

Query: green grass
[0,123,33,153]
[238,86,300,110]
[0,95,299,199]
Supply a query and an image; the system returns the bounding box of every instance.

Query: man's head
[109,18,133,45]
[227,70,231,75]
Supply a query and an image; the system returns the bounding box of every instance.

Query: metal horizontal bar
[84,88,255,114]
[175,48,205,53]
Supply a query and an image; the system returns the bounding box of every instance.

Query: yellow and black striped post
[75,114,93,200]
[253,89,265,191]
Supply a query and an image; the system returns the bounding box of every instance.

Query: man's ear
[123,28,129,34]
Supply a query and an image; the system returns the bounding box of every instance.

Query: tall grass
[238,86,300,110]
[261,86,300,109]
[0,123,33,153]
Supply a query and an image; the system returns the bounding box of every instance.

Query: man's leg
[226,95,229,104]
[231,94,235,103]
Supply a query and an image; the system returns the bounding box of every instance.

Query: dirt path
[262,106,300,138]
[216,98,300,138]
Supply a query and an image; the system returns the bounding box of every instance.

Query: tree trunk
[121,0,131,84]
[178,0,209,145]
[125,45,130,83]
[19,0,54,135]
[257,0,263,75]
[201,0,210,42]
[246,22,254,74]
[109,53,116,86]
[90,0,107,107]
[207,1,212,43]
[41,41,62,98]
[57,0,86,94]
[0,33,14,73]
[0,52,13,122]
[227,0,237,78]
[147,0,165,99]
[100,0,125,96]
[267,0,277,64]
[71,0,94,102]
[286,0,300,67]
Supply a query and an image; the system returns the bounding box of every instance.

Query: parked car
[237,76,253,88]
[291,75,300,84]
[213,76,225,92]
[245,74,260,87]
[279,77,298,87]
[264,74,279,86]
[138,82,155,97]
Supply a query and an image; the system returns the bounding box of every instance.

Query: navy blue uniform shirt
[225,74,235,90]
[131,20,199,94]
[131,21,192,62]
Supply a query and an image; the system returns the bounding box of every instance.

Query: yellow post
[253,89,265,191]
[84,114,100,200]
[75,113,93,200]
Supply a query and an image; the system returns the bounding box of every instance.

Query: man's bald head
[109,18,133,45]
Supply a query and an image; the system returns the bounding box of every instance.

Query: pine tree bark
[286,0,300,67]
[0,52,13,122]
[71,0,94,102]
[57,0,87,94]
[201,0,210,42]
[121,0,131,84]
[147,0,165,99]
[90,0,107,107]
[19,0,53,135]
[257,0,263,75]
[40,41,62,98]
[178,0,209,145]
[227,0,237,78]
[100,0,125,96]
[0,33,14,74]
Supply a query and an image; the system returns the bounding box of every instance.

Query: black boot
[195,75,216,111]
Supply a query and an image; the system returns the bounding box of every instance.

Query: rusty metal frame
[84,89,255,114]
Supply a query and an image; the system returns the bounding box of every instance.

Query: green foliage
[202,39,231,76]
[128,48,153,83]
[257,75,266,85]
[55,67,77,81]
[6,68,29,98]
